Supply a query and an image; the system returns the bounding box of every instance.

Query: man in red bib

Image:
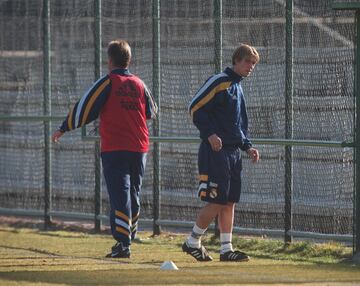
[52,40,157,258]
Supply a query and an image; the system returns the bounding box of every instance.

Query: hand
[52,130,64,143]
[246,147,260,163]
[208,134,222,152]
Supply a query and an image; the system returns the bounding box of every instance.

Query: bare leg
[183,203,226,261]
[218,202,235,233]
[196,203,226,229]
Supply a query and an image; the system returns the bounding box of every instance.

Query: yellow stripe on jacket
[67,106,75,130]
[190,81,231,116]
[80,79,110,126]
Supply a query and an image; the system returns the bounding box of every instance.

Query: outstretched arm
[52,75,111,143]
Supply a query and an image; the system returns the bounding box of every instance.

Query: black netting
[0,0,355,237]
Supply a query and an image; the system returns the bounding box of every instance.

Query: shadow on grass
[34,231,93,239]
[0,244,165,267]
[0,217,111,235]
[0,244,60,257]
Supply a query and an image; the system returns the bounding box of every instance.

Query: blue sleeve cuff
[240,139,252,151]
[58,120,68,133]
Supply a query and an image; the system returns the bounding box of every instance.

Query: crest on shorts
[209,188,218,198]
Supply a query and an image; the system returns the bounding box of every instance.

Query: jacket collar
[111,68,131,76]
[224,67,243,83]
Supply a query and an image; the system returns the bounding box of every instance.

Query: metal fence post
[332,0,360,261]
[94,0,102,232]
[214,0,222,238]
[214,0,222,73]
[284,0,294,244]
[355,7,360,260]
[152,0,161,235]
[43,0,52,230]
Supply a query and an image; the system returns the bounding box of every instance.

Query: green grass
[0,226,359,286]
[207,235,352,264]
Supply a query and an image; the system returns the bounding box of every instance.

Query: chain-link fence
[0,0,356,244]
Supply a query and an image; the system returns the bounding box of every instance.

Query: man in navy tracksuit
[52,40,157,258]
[183,44,260,262]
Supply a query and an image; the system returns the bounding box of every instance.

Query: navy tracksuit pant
[101,151,146,247]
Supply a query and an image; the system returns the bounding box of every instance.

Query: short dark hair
[107,39,131,68]
[232,44,260,65]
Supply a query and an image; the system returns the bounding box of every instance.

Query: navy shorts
[198,141,242,205]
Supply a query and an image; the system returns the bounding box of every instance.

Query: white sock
[220,233,233,254]
[186,224,207,249]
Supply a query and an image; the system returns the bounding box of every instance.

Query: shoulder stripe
[75,75,109,128]
[188,72,228,110]
[67,101,79,131]
[190,81,232,116]
[67,105,75,130]
[80,79,110,126]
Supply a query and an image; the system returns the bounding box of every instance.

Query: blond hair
[232,44,260,65]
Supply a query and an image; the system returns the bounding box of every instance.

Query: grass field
[0,223,360,286]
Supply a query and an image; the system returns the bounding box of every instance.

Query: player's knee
[225,202,235,211]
